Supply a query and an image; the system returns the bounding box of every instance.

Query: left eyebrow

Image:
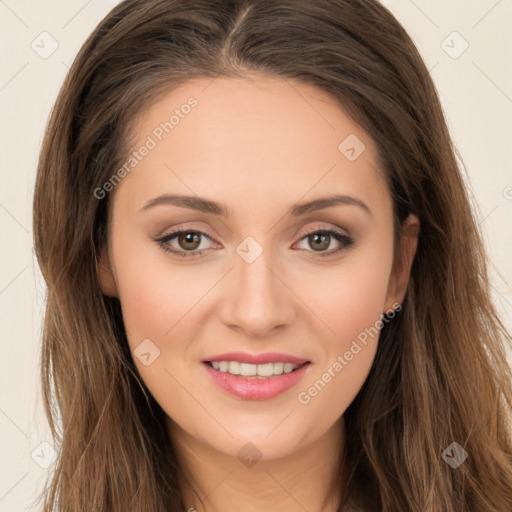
[139,193,372,218]
[289,194,372,217]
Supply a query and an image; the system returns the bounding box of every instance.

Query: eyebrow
[139,193,372,217]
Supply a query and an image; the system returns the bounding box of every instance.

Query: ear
[384,213,420,312]
[97,244,119,297]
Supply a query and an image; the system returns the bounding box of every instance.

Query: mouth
[202,360,312,400]
[203,360,311,378]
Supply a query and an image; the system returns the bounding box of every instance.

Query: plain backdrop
[0,1,511,510]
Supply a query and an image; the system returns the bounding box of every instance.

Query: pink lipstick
[201,351,311,400]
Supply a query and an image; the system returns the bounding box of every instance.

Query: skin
[98,74,419,512]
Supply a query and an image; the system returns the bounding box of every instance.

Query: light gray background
[1,1,511,510]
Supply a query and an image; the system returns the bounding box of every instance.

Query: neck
[167,416,345,512]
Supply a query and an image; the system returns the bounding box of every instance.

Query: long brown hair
[32,0,512,510]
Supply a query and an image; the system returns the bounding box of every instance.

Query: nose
[219,243,295,339]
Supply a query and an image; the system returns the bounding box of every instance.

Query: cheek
[118,268,199,344]
[111,225,206,347]
[114,263,203,417]
[295,287,384,424]
[302,240,394,346]
[293,241,393,412]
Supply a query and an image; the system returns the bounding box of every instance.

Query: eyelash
[154,226,354,259]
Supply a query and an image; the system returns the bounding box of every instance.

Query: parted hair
[32,0,512,510]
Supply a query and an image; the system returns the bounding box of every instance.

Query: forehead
[113,75,389,219]
[132,74,367,153]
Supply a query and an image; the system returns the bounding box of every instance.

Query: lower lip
[202,362,311,400]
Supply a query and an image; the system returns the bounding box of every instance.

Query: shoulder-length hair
[32,0,512,510]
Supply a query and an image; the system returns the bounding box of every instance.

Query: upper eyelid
[158,223,350,241]
[156,225,351,248]
[155,225,354,261]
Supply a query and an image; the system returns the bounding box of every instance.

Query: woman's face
[98,75,418,461]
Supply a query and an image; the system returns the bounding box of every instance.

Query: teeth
[210,361,300,376]
[227,361,240,374]
[283,363,295,373]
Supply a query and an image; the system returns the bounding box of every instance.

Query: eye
[293,228,354,257]
[154,229,216,258]
[154,226,354,259]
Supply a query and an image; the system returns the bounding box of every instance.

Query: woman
[32,0,512,510]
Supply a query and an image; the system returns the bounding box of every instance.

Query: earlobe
[384,214,420,312]
[97,245,119,297]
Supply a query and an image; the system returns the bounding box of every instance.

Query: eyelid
[154,222,354,258]
[298,224,350,238]
[154,221,215,239]
[156,221,351,241]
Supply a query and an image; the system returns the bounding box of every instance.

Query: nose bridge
[221,235,294,336]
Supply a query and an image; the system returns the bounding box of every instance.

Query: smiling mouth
[204,360,310,378]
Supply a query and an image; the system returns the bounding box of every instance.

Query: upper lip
[203,352,310,365]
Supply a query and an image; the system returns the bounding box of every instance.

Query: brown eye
[307,232,331,251]
[295,229,354,257]
[176,231,202,251]
[155,229,215,258]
